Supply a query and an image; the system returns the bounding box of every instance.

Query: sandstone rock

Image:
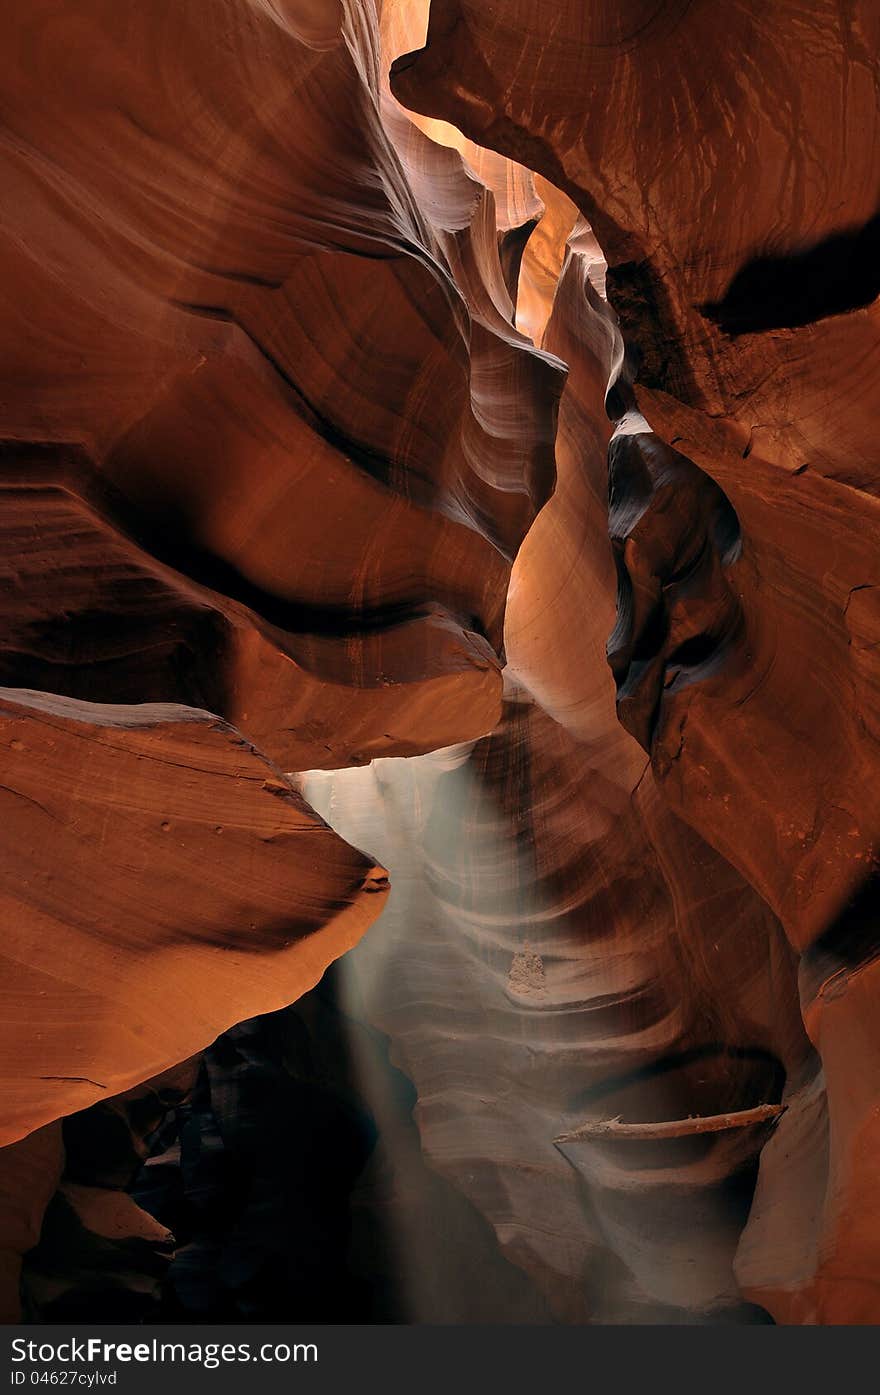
[3,0,879,1328]
[0,686,388,1145]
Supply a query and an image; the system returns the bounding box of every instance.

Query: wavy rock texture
[0,0,561,764]
[0,0,558,1174]
[0,443,502,769]
[0,0,560,1318]
[0,686,389,1146]
[392,0,880,1323]
[3,0,879,1328]
[297,236,812,1322]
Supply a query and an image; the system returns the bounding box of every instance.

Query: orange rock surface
[2,0,879,1326]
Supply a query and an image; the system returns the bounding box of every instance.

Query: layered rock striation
[2,0,879,1326]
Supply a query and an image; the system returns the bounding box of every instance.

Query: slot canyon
[1,0,879,1326]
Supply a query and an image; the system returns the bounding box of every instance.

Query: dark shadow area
[21,967,556,1324]
[800,870,880,1004]
[701,213,880,334]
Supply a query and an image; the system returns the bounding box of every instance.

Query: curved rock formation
[0,685,389,1145]
[0,0,561,1170]
[3,0,879,1329]
[0,1126,63,1321]
[392,0,880,1323]
[297,229,812,1321]
[0,0,556,1319]
[0,443,502,769]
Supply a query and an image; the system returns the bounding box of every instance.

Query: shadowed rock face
[0,0,559,1316]
[606,428,744,754]
[390,0,880,1324]
[2,0,879,1327]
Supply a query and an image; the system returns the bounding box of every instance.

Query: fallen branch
[554,1102,785,1145]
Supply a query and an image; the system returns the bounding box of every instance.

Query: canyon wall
[1,0,878,1324]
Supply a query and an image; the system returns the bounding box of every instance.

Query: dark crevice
[701,212,880,334]
[800,870,880,1004]
[0,441,492,651]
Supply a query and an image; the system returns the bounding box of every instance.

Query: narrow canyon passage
[1,0,879,1328]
